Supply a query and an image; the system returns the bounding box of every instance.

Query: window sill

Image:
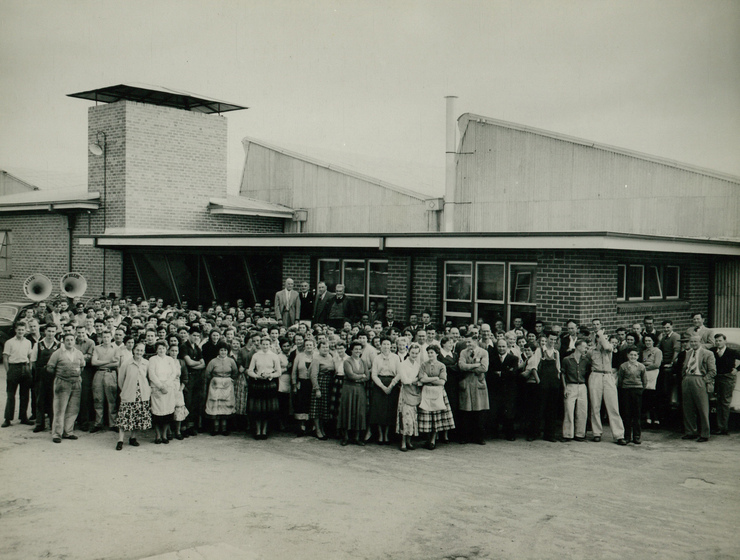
[616,300,690,314]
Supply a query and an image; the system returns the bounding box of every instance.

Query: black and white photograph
[0,1,738,559]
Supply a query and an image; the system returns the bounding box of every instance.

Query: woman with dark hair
[201,329,221,365]
[337,341,369,446]
[417,345,455,450]
[369,336,400,444]
[168,343,188,440]
[148,340,177,444]
[309,339,336,440]
[641,332,663,428]
[116,342,151,450]
[204,341,238,436]
[438,336,459,442]
[396,342,422,452]
[247,337,281,439]
[291,338,315,436]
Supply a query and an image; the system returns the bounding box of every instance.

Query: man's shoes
[474,439,486,445]
[696,437,709,442]
[355,440,366,447]
[19,419,33,426]
[681,434,698,440]
[52,437,61,443]
[89,425,103,434]
[32,425,45,433]
[633,437,641,445]
[718,430,729,435]
[526,436,536,442]
[616,438,628,446]
[593,436,601,442]
[506,436,516,442]
[1,420,11,428]
[62,434,78,440]
[115,441,123,451]
[128,438,139,447]
[561,437,573,443]
[544,436,558,443]
[574,436,586,442]
[340,438,349,446]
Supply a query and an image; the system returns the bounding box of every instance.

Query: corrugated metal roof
[460,113,740,185]
[68,83,247,114]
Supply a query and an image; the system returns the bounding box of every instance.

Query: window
[443,261,536,330]
[317,258,388,312]
[617,263,680,301]
[0,231,8,273]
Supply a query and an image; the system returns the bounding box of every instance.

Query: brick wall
[0,214,69,301]
[386,256,410,320]
[410,256,442,324]
[282,252,311,286]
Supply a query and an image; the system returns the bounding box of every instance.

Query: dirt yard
[1,369,738,560]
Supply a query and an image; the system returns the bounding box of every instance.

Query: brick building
[0,85,738,333]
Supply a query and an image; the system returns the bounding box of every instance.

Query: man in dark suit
[327,284,355,330]
[487,338,521,440]
[298,281,314,323]
[560,319,579,362]
[382,308,403,332]
[312,282,333,325]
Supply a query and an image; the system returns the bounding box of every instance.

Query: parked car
[0,301,36,349]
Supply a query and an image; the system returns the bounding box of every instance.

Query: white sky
[1,0,738,197]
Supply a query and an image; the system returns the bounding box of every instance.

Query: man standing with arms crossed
[2,322,33,427]
[588,319,627,445]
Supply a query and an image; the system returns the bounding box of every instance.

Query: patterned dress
[396,358,421,436]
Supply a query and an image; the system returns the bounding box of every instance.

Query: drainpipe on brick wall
[66,214,77,271]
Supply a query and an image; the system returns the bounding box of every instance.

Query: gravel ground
[1,369,738,560]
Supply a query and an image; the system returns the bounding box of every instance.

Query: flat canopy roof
[67,83,247,114]
[87,231,740,257]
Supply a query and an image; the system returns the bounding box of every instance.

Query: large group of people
[2,278,738,453]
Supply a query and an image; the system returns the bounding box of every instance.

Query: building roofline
[88,230,740,256]
[459,113,740,185]
[241,137,430,201]
[0,189,100,213]
[207,196,294,219]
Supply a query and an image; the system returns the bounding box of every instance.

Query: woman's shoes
[399,446,407,452]
[154,438,162,444]
[162,438,169,444]
[115,441,123,451]
[317,434,328,441]
[128,438,139,447]
[407,442,415,450]
[175,433,184,440]
[340,438,349,446]
[425,441,436,450]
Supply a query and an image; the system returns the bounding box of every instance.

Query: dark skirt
[310,372,333,420]
[248,378,279,420]
[294,379,312,420]
[329,375,344,418]
[369,376,399,426]
[336,381,367,431]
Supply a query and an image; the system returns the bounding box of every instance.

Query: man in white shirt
[3,323,34,427]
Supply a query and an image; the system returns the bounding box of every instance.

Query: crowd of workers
[2,279,737,452]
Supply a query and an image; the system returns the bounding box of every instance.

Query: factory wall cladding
[454,116,740,239]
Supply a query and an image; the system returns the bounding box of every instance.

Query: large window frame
[617,263,680,302]
[443,260,536,329]
[317,258,389,312]
[0,231,9,275]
